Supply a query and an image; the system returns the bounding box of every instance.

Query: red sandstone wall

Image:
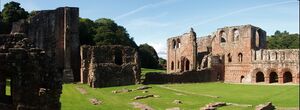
[167,30,197,73]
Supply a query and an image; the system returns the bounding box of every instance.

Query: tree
[158,57,167,69]
[1,1,29,34]
[79,18,96,45]
[139,43,159,69]
[267,30,299,49]
[93,18,138,48]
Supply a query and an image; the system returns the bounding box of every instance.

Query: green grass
[60,83,299,110]
[141,68,166,80]
[5,68,299,110]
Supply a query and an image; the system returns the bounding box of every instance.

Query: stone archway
[171,61,174,70]
[185,59,190,71]
[283,72,293,83]
[256,72,264,83]
[269,72,278,83]
[240,76,245,83]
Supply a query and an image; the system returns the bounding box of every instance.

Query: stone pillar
[265,77,269,84]
[63,8,74,83]
[190,28,197,71]
[278,76,283,84]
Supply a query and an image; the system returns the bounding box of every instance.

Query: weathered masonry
[80,45,141,88]
[0,7,79,110]
[27,7,80,82]
[167,24,299,84]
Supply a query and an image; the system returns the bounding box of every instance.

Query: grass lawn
[5,68,299,110]
[60,83,299,110]
[140,68,166,80]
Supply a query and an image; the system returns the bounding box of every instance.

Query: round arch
[269,72,278,83]
[283,71,293,83]
[256,71,265,82]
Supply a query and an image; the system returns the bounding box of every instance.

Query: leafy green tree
[139,43,159,69]
[267,30,299,49]
[79,18,96,45]
[1,1,29,34]
[93,18,138,48]
[158,57,167,69]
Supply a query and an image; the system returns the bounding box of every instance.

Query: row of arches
[219,29,240,43]
[255,71,293,83]
[172,38,181,49]
[170,58,190,71]
[218,29,263,49]
[227,53,243,63]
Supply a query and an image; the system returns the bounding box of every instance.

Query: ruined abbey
[0,7,79,110]
[167,25,299,84]
[0,6,141,110]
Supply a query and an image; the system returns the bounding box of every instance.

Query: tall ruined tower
[210,25,266,83]
[28,7,80,82]
[167,28,197,73]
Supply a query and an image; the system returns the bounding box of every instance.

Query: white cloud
[114,0,181,20]
[148,42,167,59]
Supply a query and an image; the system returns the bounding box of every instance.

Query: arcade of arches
[254,70,295,84]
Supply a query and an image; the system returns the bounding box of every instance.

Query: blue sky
[1,0,299,58]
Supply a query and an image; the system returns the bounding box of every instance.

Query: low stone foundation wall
[81,45,141,88]
[143,69,212,84]
[89,63,139,88]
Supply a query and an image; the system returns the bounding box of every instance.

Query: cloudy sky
[1,0,299,59]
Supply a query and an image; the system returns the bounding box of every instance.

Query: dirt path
[131,102,154,110]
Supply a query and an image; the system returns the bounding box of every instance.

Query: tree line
[267,30,299,49]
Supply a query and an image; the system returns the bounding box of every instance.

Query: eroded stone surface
[256,102,275,110]
[167,25,299,84]
[131,102,154,110]
[0,7,79,110]
[80,45,141,88]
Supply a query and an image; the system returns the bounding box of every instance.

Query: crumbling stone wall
[27,7,80,82]
[80,45,141,88]
[143,69,212,84]
[0,34,62,110]
[0,7,79,110]
[167,28,197,73]
[251,49,299,83]
[166,24,299,84]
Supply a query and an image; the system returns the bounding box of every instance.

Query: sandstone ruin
[167,25,299,84]
[80,45,141,88]
[0,7,79,110]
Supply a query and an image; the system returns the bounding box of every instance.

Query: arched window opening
[233,29,239,41]
[171,61,174,70]
[283,72,293,83]
[240,76,245,83]
[256,72,264,82]
[227,53,232,63]
[177,61,180,69]
[255,30,260,48]
[0,74,12,104]
[269,72,278,83]
[172,40,176,49]
[114,49,123,65]
[220,31,226,43]
[185,59,190,71]
[5,79,11,96]
[176,39,181,48]
[275,52,278,60]
[238,53,243,62]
